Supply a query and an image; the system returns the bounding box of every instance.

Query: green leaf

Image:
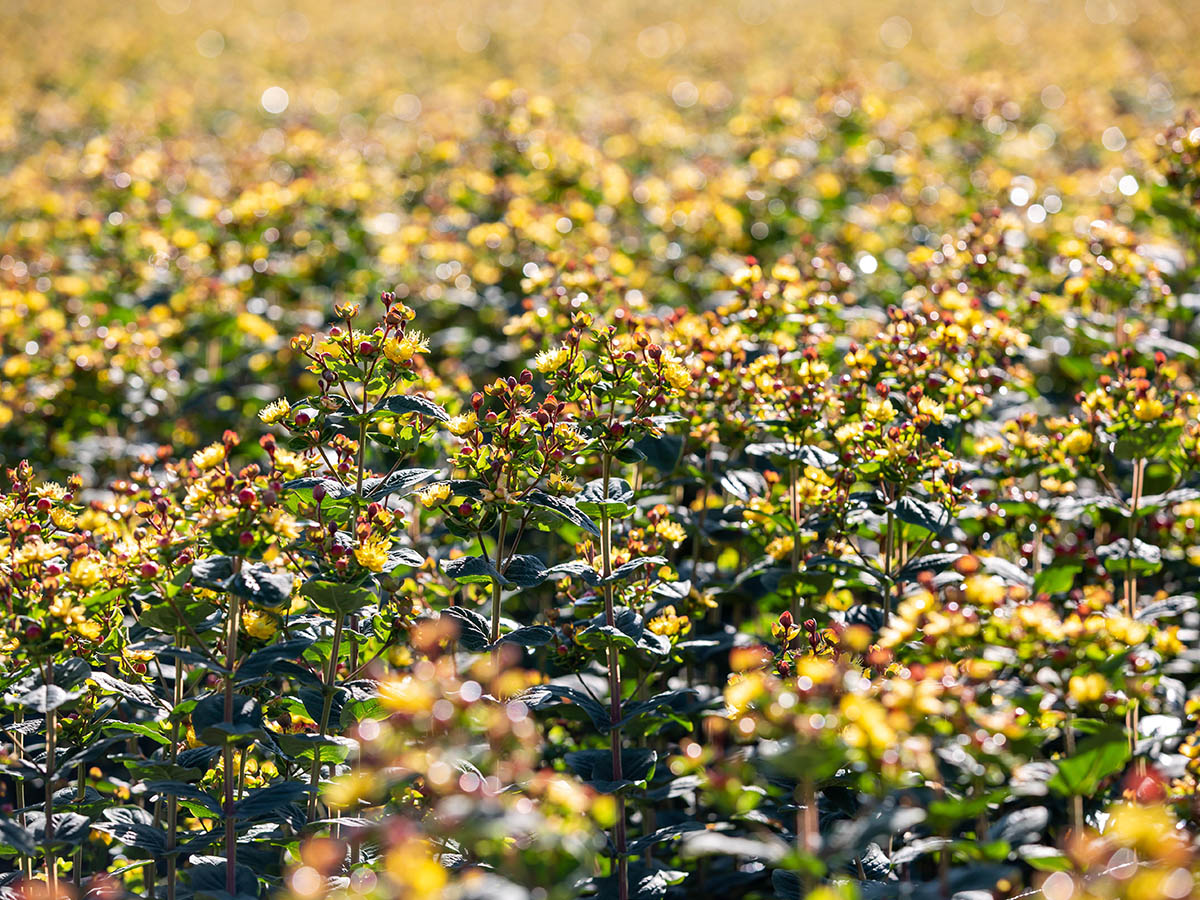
[501,553,550,588]
[497,625,555,647]
[25,812,92,851]
[577,479,635,518]
[1047,724,1130,796]
[145,781,223,816]
[890,494,951,534]
[19,685,81,713]
[441,606,491,652]
[300,578,377,616]
[524,490,601,536]
[1097,538,1162,575]
[441,555,503,585]
[1034,563,1081,596]
[103,721,171,745]
[192,694,266,748]
[746,442,838,468]
[564,748,657,793]
[371,394,450,422]
[362,467,439,501]
[601,555,667,586]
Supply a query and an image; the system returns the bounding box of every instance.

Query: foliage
[4,2,1200,899]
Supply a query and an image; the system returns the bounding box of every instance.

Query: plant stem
[1065,709,1083,835]
[600,454,627,900]
[489,510,510,645]
[883,507,895,621]
[307,614,345,822]
[1126,458,1146,772]
[14,707,30,882]
[74,762,85,888]
[797,775,817,893]
[44,663,56,896]
[167,626,184,900]
[788,460,802,625]
[223,573,242,896]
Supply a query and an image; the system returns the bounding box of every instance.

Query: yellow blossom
[447,412,477,436]
[192,443,226,471]
[533,344,571,373]
[355,533,390,572]
[418,482,451,508]
[259,398,291,425]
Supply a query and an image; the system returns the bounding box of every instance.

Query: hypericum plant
[532,314,692,900]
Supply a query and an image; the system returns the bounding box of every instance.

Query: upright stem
[307,614,344,822]
[355,420,367,497]
[883,507,895,621]
[1064,709,1083,834]
[15,707,31,881]
[601,455,627,900]
[44,663,56,896]
[1126,458,1146,773]
[797,775,817,893]
[223,577,242,896]
[1124,458,1145,618]
[489,510,510,645]
[788,460,802,624]
[167,627,184,900]
[74,762,85,887]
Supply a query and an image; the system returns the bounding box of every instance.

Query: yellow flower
[765,535,794,561]
[1133,396,1164,422]
[379,676,435,715]
[1061,429,1092,455]
[446,412,477,436]
[75,620,103,641]
[354,533,390,572]
[647,605,690,638]
[272,448,310,477]
[917,396,945,423]
[69,556,104,588]
[533,344,571,374]
[258,398,291,425]
[242,608,278,640]
[655,520,687,544]
[192,442,226,471]
[660,352,692,391]
[963,573,1006,606]
[383,330,430,363]
[1068,673,1107,704]
[418,482,451,508]
[865,398,896,423]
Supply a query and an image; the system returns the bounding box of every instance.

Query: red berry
[237,488,256,506]
[140,561,159,578]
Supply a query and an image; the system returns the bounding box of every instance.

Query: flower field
[5,0,1200,898]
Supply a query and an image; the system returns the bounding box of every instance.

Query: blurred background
[0,0,1195,479]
